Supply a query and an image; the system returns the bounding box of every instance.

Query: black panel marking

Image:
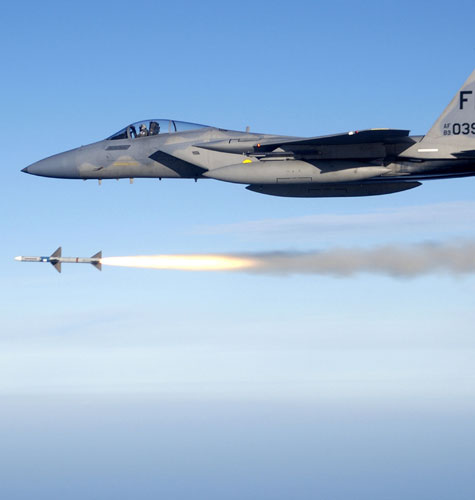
[106,145,130,151]
[149,150,207,178]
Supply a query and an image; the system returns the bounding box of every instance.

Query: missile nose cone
[14,256,22,261]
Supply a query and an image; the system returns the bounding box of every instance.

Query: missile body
[15,247,101,273]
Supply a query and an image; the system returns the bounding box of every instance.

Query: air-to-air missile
[14,247,102,273]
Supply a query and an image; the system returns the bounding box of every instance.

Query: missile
[14,247,102,273]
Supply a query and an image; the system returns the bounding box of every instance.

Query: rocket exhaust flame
[100,242,475,277]
[100,255,259,272]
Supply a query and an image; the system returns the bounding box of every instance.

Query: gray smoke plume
[247,241,475,277]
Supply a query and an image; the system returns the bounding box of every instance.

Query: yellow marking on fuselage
[112,161,141,167]
[242,159,252,164]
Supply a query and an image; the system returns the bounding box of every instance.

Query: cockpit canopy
[107,119,209,140]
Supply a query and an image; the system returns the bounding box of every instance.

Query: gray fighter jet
[22,70,475,197]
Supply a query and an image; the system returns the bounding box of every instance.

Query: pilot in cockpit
[128,125,137,138]
[149,121,160,135]
[138,124,149,137]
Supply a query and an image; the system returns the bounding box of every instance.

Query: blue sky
[1,1,475,498]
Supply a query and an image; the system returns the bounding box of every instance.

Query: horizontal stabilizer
[452,150,475,159]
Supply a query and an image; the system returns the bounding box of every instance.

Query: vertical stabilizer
[403,70,475,158]
[425,69,475,142]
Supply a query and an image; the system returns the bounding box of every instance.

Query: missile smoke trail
[100,241,475,277]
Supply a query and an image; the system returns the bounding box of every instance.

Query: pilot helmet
[140,124,147,130]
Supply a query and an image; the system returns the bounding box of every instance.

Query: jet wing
[255,128,411,152]
[252,128,415,160]
[195,129,414,160]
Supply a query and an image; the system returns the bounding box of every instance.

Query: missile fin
[91,251,102,271]
[52,261,62,273]
[51,247,62,258]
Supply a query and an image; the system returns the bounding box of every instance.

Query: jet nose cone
[22,151,80,179]
[23,159,49,177]
[22,160,45,176]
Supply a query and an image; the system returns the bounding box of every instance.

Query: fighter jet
[15,247,102,273]
[22,70,475,197]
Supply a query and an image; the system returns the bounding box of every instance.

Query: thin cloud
[195,201,475,238]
